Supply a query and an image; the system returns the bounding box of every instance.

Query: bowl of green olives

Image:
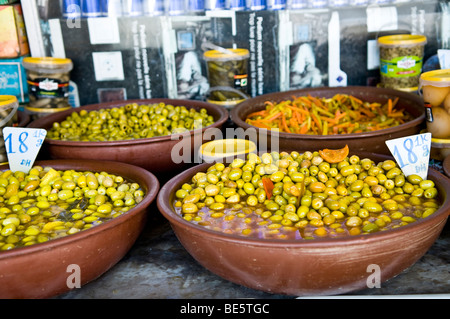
[27,99,229,178]
[157,148,450,296]
[230,86,425,155]
[0,159,159,298]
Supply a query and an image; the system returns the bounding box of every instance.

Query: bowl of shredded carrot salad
[230,86,425,155]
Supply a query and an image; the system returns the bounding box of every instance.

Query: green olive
[171,150,442,241]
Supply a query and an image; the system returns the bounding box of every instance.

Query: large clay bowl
[16,110,30,127]
[157,152,450,296]
[0,159,159,299]
[27,99,229,177]
[230,86,425,155]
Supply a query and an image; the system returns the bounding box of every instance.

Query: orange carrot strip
[387,99,393,114]
[300,124,308,134]
[349,95,363,105]
[281,113,291,133]
[247,110,268,118]
[388,111,405,117]
[263,111,282,121]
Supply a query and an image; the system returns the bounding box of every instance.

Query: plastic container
[377,34,427,90]
[199,139,257,163]
[0,95,19,163]
[24,105,72,121]
[206,98,246,110]
[430,137,450,161]
[204,49,250,107]
[22,57,73,109]
[419,69,450,139]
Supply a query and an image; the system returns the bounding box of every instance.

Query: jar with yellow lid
[0,95,19,163]
[377,34,427,90]
[22,57,73,109]
[419,69,450,139]
[204,48,250,108]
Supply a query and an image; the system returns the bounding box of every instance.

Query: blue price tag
[385,133,431,180]
[2,127,47,173]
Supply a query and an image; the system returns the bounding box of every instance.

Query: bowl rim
[27,98,229,147]
[157,153,450,248]
[0,159,160,259]
[230,86,425,140]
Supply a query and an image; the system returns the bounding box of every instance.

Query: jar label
[380,56,423,78]
[424,102,433,122]
[27,78,70,99]
[234,74,248,90]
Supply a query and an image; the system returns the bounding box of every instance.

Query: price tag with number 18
[2,127,47,173]
[385,132,431,180]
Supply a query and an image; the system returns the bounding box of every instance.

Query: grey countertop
[55,205,450,299]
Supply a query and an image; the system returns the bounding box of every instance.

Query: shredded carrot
[244,93,413,135]
[246,110,267,118]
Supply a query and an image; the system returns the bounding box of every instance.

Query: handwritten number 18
[4,132,29,154]
[393,138,418,168]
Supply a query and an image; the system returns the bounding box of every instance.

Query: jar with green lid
[377,34,427,90]
[0,95,19,163]
[22,57,73,109]
[419,69,450,139]
[204,48,250,107]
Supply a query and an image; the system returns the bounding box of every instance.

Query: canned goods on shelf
[229,0,246,10]
[248,0,266,10]
[268,0,286,10]
[62,0,81,18]
[205,0,226,10]
[81,0,102,17]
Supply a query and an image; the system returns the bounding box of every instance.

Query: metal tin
[81,0,102,17]
[188,0,205,12]
[100,0,123,16]
[329,0,349,6]
[289,0,307,9]
[349,0,368,5]
[268,0,285,10]
[168,0,186,15]
[247,0,266,10]
[308,0,327,7]
[143,0,165,15]
[228,0,245,10]
[205,0,226,10]
[62,0,81,18]
[123,0,144,16]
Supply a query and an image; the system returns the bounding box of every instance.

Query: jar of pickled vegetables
[378,34,427,91]
[419,69,450,139]
[0,95,19,163]
[204,48,250,107]
[23,57,73,109]
[24,105,72,121]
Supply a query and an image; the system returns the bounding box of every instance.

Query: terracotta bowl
[27,99,229,177]
[230,86,425,155]
[17,110,30,127]
[443,155,450,178]
[157,152,450,296]
[0,159,159,299]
